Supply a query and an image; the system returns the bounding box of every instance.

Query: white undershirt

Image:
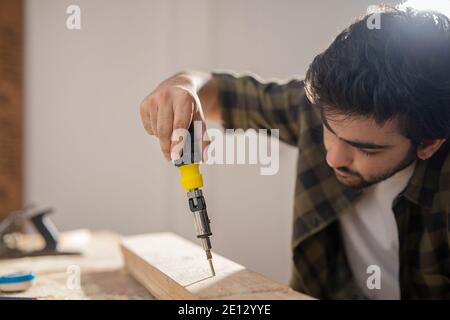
[339,162,416,300]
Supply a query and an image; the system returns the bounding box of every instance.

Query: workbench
[0,230,153,299]
[0,230,312,300]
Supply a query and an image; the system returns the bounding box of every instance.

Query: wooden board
[121,232,313,300]
[0,0,23,219]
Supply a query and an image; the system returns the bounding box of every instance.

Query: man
[139,7,450,299]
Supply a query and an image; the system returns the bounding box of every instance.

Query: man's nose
[326,141,353,169]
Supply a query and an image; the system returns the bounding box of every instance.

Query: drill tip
[208,258,216,277]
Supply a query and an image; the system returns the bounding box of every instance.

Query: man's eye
[359,149,378,157]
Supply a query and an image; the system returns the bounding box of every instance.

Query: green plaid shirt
[212,71,450,300]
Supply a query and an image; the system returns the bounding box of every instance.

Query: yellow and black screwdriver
[174,124,215,276]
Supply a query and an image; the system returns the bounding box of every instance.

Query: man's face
[322,110,417,189]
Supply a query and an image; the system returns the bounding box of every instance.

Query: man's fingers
[170,99,194,160]
[139,98,154,135]
[157,102,174,160]
[139,86,205,163]
[148,103,158,137]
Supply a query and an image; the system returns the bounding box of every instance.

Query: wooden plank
[121,232,313,300]
[0,0,23,219]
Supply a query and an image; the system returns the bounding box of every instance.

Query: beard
[333,145,417,189]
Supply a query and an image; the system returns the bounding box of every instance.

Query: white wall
[25,0,398,284]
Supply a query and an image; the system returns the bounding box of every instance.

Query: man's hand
[140,72,215,161]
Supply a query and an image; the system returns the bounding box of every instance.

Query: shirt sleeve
[212,71,310,146]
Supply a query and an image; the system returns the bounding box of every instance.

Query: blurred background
[4,0,434,284]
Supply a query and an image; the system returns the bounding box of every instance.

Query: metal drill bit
[208,258,216,277]
[206,249,216,276]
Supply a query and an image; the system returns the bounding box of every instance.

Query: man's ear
[416,139,447,160]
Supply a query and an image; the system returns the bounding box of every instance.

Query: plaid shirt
[212,71,450,300]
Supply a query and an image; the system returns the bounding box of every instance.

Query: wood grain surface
[121,232,314,300]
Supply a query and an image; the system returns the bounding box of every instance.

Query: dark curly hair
[305,6,450,144]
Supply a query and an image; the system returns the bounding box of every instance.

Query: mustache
[335,167,361,176]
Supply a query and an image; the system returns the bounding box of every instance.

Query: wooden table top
[0,230,154,299]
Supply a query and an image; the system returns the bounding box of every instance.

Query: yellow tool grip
[178,163,203,190]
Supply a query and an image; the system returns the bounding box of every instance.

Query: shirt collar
[401,140,450,209]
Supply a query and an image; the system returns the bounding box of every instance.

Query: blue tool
[0,272,36,293]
